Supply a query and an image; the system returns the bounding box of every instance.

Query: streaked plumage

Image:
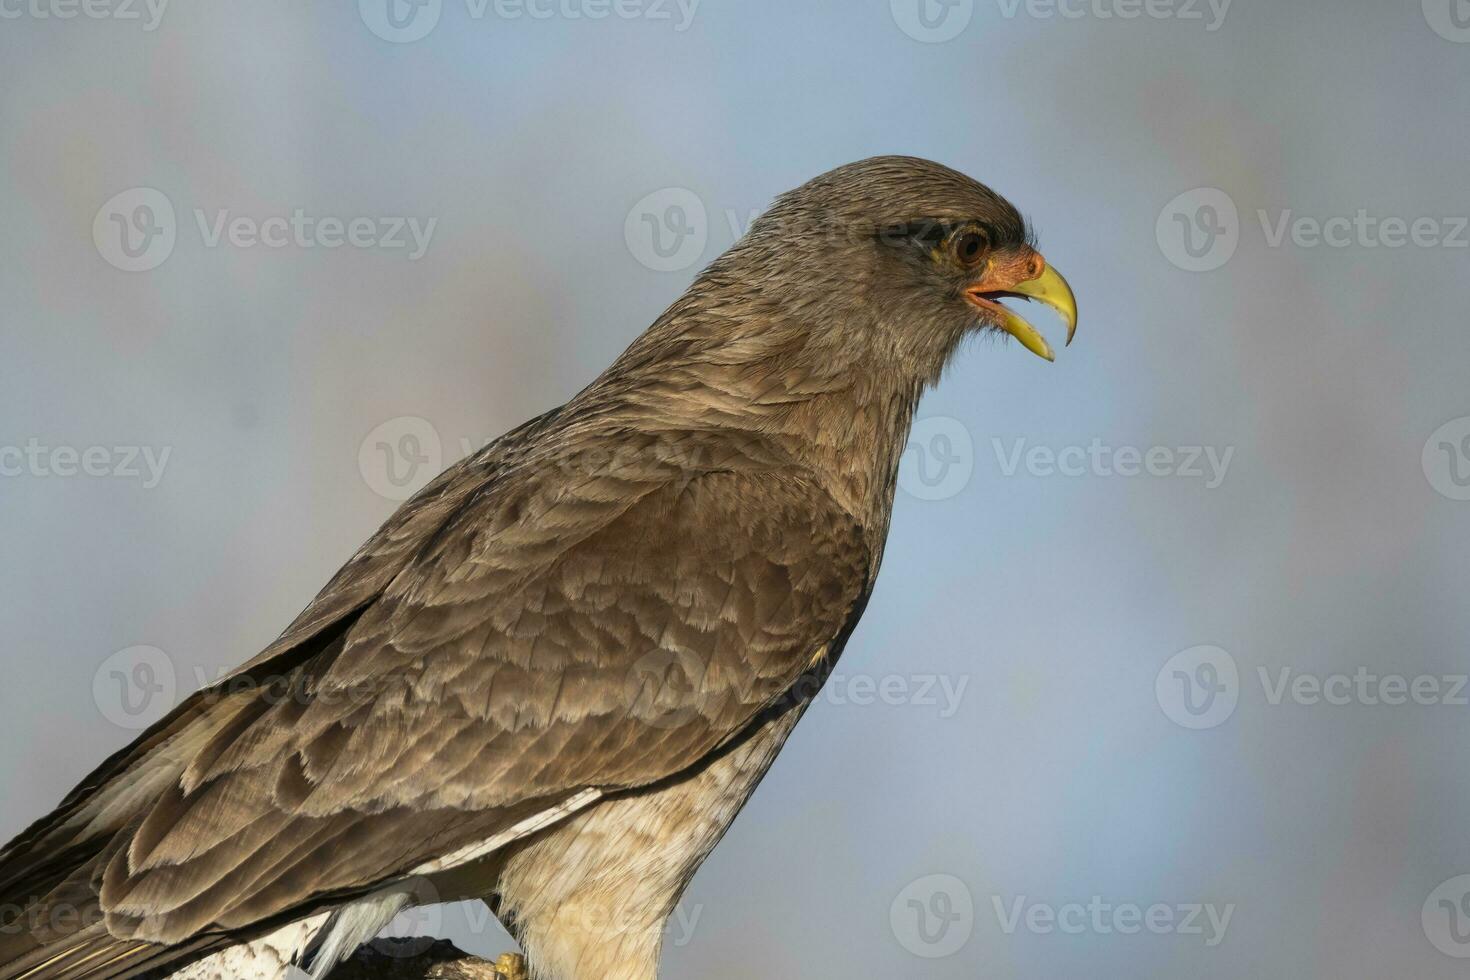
[0,156,1077,980]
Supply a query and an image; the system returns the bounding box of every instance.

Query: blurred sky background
[3,0,1470,976]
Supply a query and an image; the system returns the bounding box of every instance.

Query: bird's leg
[493,952,529,980]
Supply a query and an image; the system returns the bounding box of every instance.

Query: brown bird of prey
[0,156,1077,980]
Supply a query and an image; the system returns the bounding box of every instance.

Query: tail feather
[0,924,140,980]
[0,881,232,980]
[0,918,232,980]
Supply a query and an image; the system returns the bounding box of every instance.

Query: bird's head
[709,156,1078,380]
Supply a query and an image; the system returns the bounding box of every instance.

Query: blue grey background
[4,0,1470,976]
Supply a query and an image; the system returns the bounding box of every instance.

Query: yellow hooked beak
[964,260,1078,363]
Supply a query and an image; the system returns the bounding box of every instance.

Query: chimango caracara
[0,156,1077,980]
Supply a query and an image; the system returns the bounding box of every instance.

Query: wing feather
[2,416,870,972]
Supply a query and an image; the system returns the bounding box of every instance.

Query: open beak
[964,259,1078,363]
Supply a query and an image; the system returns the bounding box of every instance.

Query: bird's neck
[592,335,928,533]
[763,371,926,534]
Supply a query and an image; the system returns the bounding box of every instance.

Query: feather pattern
[0,156,1053,980]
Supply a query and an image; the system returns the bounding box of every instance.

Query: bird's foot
[493,952,529,980]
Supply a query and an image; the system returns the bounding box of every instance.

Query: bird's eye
[954,230,988,267]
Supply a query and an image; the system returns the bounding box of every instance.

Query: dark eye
[954,230,988,267]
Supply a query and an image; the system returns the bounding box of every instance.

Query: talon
[494,952,529,980]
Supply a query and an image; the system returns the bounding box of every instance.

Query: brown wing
[13,426,869,951]
[0,410,564,912]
